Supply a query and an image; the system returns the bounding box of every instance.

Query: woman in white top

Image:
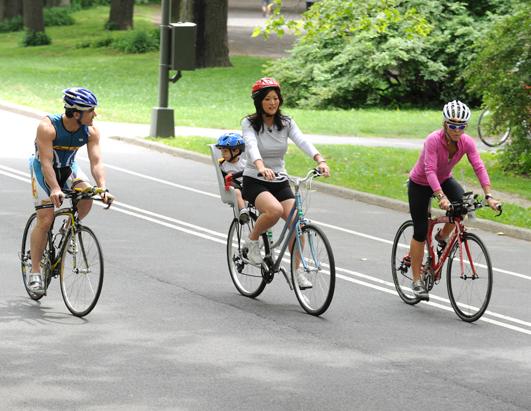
[241,77,330,287]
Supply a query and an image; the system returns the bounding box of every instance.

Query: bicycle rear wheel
[60,225,104,317]
[477,109,511,147]
[391,220,421,305]
[446,233,492,322]
[20,213,45,300]
[226,213,267,298]
[291,224,335,316]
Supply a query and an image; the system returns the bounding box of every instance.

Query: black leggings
[408,178,464,242]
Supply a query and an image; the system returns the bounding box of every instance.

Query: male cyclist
[407,100,501,301]
[28,87,113,295]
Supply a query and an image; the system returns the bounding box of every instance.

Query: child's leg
[235,189,245,210]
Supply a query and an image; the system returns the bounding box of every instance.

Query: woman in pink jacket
[407,100,501,300]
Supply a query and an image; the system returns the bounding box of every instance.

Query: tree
[0,0,23,21]
[176,0,230,68]
[466,4,531,175]
[106,0,134,30]
[22,0,50,46]
[258,0,512,108]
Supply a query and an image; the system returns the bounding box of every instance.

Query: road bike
[226,169,336,316]
[20,187,110,317]
[477,108,511,147]
[391,192,501,322]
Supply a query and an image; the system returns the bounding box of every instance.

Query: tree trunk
[186,0,230,68]
[1,0,23,20]
[107,0,134,30]
[22,0,45,32]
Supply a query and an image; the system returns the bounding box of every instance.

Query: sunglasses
[447,123,467,130]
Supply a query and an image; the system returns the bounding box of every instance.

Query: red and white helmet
[251,77,280,98]
[443,100,471,123]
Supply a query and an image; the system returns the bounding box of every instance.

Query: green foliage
[70,0,110,10]
[22,30,51,47]
[0,8,73,33]
[111,29,159,53]
[0,16,23,33]
[44,7,75,26]
[259,0,512,108]
[466,4,531,175]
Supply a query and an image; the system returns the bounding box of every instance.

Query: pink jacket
[409,129,490,192]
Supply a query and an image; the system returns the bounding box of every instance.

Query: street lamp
[150,0,196,138]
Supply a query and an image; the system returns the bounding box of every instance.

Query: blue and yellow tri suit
[29,114,90,209]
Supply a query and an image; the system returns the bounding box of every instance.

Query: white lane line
[3,165,531,334]
[79,161,220,199]
[2,162,529,282]
[85,160,531,281]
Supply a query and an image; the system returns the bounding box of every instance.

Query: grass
[150,136,531,229]
[1,5,528,228]
[0,5,446,138]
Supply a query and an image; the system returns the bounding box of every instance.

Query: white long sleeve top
[241,116,319,182]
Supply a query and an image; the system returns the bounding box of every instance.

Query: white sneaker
[28,273,44,295]
[244,237,262,265]
[239,208,250,224]
[296,268,313,289]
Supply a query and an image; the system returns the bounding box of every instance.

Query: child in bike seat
[216,132,249,223]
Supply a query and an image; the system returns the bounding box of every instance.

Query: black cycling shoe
[412,280,429,301]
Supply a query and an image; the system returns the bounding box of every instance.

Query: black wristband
[485,194,493,200]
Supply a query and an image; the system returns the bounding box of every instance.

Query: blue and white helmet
[63,87,98,111]
[216,132,245,152]
[443,100,471,123]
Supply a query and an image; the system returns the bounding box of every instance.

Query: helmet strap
[76,111,84,126]
[229,148,240,162]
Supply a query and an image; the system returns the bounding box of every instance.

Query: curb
[109,135,531,242]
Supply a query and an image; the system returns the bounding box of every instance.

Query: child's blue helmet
[216,132,245,152]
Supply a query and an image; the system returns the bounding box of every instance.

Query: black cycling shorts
[242,176,294,205]
[408,177,464,242]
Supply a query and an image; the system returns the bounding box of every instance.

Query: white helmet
[443,100,471,123]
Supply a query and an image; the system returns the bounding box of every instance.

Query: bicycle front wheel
[477,109,511,147]
[291,224,335,316]
[60,225,104,317]
[20,213,45,300]
[226,214,267,298]
[446,233,492,322]
[391,220,420,305]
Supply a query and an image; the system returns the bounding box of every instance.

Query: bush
[466,5,531,175]
[262,0,510,108]
[70,0,110,10]
[112,29,158,53]
[44,7,75,26]
[0,8,73,33]
[22,30,51,47]
[0,16,23,33]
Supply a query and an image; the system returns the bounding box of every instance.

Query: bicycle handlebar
[446,192,503,218]
[257,168,322,187]
[63,186,114,209]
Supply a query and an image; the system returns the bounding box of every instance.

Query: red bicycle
[391,192,501,322]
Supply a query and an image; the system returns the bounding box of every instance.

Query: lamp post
[150,0,173,137]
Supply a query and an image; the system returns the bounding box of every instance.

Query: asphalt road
[1,108,530,410]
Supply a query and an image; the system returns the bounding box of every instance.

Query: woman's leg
[438,178,465,240]
[407,180,432,298]
[249,191,283,241]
